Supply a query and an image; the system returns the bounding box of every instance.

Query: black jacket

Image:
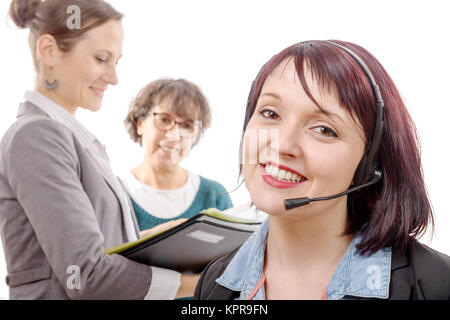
[194,239,450,300]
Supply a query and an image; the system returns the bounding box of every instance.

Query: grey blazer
[0,102,152,299]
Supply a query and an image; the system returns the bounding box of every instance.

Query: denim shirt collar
[217,218,269,299]
[216,219,392,300]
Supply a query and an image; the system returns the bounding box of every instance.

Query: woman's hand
[139,218,187,238]
[176,273,202,299]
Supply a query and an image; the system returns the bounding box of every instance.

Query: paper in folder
[105,208,262,273]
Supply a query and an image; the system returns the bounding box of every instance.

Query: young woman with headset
[194,40,450,300]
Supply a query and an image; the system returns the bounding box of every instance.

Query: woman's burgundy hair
[242,40,433,255]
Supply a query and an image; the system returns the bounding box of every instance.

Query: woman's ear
[136,119,143,136]
[36,34,60,68]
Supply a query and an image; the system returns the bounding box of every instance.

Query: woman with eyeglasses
[121,78,233,297]
[1,0,201,300]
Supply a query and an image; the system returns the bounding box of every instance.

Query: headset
[243,40,385,210]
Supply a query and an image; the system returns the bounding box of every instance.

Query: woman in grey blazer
[0,0,196,299]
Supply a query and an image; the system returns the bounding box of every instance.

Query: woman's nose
[164,124,182,141]
[104,64,119,86]
[276,123,304,160]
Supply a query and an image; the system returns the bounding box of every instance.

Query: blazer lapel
[389,246,414,299]
[17,101,140,241]
[84,144,139,241]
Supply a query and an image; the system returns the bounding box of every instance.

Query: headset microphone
[284,170,382,210]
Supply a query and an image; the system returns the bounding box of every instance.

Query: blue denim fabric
[216,219,392,300]
[216,218,269,300]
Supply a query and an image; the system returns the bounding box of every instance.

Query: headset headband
[324,41,384,185]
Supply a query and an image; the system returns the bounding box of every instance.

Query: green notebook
[106,208,262,273]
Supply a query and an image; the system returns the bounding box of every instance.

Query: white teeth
[264,164,304,183]
[272,166,279,176]
[278,169,286,180]
[160,145,180,152]
[285,171,292,180]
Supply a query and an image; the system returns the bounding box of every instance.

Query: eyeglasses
[150,112,196,137]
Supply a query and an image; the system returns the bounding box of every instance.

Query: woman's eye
[312,126,338,138]
[181,122,194,131]
[259,109,280,120]
[96,57,107,63]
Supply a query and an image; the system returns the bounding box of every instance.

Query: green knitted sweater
[129,176,233,231]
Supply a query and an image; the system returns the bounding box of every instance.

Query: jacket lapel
[84,144,139,241]
[389,246,414,299]
[18,101,139,241]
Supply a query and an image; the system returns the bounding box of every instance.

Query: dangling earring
[44,79,59,90]
[43,65,58,90]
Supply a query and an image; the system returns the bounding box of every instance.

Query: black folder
[105,208,262,273]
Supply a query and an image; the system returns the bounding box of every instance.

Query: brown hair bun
[9,0,41,29]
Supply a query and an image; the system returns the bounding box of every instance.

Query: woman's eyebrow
[95,49,123,60]
[259,92,282,101]
[313,108,345,125]
[259,92,347,126]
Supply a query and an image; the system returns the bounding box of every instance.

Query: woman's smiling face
[47,19,124,114]
[137,97,196,171]
[242,58,366,217]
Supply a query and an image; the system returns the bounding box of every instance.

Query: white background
[0,0,449,299]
